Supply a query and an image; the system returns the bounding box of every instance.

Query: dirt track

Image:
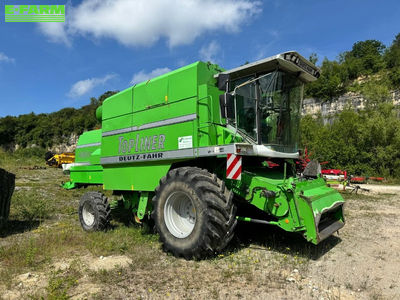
[303,190,400,299]
[0,165,399,299]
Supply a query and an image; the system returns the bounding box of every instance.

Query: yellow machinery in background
[45,152,75,168]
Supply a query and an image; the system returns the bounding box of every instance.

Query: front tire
[79,192,111,231]
[152,167,237,259]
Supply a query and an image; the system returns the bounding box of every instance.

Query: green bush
[300,103,400,177]
[14,146,46,158]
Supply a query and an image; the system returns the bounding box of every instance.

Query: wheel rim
[82,202,95,226]
[164,191,196,238]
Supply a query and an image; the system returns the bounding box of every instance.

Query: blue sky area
[0,0,399,117]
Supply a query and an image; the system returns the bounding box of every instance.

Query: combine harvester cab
[65,51,345,258]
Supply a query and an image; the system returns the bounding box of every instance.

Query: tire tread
[79,192,111,231]
[152,167,237,259]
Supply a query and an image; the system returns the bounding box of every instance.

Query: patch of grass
[10,190,54,221]
[0,223,79,275]
[84,225,158,257]
[0,268,14,289]
[0,149,44,170]
[89,266,128,285]
[46,264,81,300]
[25,238,41,267]
[0,213,159,287]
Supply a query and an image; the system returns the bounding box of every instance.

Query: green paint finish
[236,216,279,225]
[227,171,344,244]
[63,129,103,188]
[137,192,149,219]
[120,191,152,220]
[76,129,101,144]
[101,112,195,158]
[134,66,191,109]
[197,84,224,147]
[103,162,171,191]
[69,165,103,185]
[75,129,102,165]
[98,62,224,191]
[215,125,243,145]
[102,88,133,120]
[61,181,76,190]
[132,97,196,128]
[122,192,139,210]
[102,114,132,133]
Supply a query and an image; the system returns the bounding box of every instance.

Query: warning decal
[226,154,242,180]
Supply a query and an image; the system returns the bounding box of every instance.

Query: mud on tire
[152,167,237,259]
[79,192,111,231]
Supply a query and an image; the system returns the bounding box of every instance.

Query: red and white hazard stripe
[226,154,242,180]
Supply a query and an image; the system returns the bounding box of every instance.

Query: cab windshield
[231,71,303,153]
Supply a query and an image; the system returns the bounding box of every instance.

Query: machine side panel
[99,61,224,191]
[102,120,195,191]
[75,129,102,164]
[133,62,198,112]
[102,88,133,121]
[103,163,171,191]
[69,129,103,186]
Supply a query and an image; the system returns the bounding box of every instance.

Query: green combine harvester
[64,52,345,258]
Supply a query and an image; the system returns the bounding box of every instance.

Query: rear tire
[79,192,111,231]
[152,167,237,259]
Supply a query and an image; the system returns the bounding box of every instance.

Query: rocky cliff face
[302,90,400,118]
[48,133,79,153]
[6,133,79,153]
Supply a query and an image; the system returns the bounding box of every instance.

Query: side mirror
[219,93,235,119]
[217,73,230,91]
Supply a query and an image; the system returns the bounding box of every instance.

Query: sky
[0,0,400,117]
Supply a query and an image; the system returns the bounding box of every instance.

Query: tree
[309,53,318,65]
[384,33,400,85]
[0,116,17,145]
[0,90,120,150]
[305,59,346,100]
[345,40,385,76]
[360,79,391,108]
[98,91,119,105]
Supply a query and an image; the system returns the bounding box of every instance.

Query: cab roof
[216,51,320,83]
